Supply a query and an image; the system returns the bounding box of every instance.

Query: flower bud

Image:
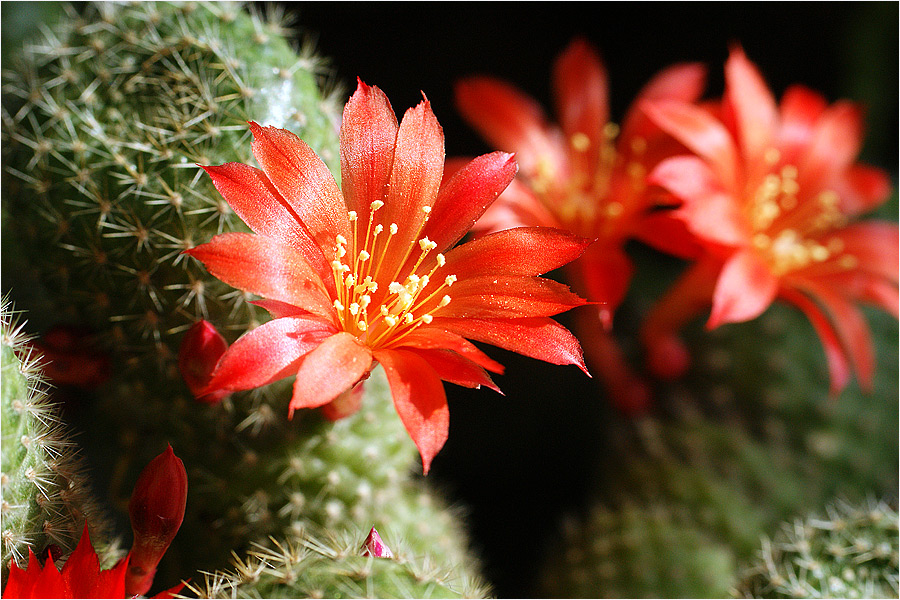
[360,527,393,558]
[125,444,188,597]
[178,320,229,404]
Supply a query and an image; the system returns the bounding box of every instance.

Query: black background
[281,3,898,597]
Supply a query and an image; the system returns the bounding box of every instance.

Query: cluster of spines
[0,298,108,579]
[186,526,489,599]
[1,1,343,376]
[735,498,898,599]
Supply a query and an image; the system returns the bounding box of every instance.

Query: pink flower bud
[360,527,393,558]
[178,320,229,404]
[125,444,188,597]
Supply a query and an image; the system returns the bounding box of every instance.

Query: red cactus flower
[2,526,183,599]
[361,527,394,558]
[455,38,706,413]
[640,46,897,394]
[126,444,188,597]
[184,79,591,473]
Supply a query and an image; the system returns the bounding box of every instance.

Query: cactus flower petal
[178,320,229,404]
[188,79,590,472]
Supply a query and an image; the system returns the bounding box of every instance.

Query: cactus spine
[0,298,109,579]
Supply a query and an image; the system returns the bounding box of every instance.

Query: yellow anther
[359,295,371,308]
[349,303,360,315]
[389,281,403,294]
[335,234,347,245]
[390,223,398,235]
[374,224,383,235]
[371,200,384,211]
[764,148,781,165]
[445,275,457,287]
[333,300,344,311]
[602,122,620,140]
[630,136,647,155]
[403,313,414,324]
[380,306,390,316]
[570,132,591,152]
[436,253,446,267]
[345,274,356,288]
[358,250,371,262]
[357,320,368,332]
[384,315,398,327]
[439,295,451,307]
[419,237,436,252]
[781,165,799,180]
[422,205,432,214]
[337,246,347,258]
[421,314,433,324]
[348,211,358,221]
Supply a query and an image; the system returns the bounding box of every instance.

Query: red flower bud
[360,527,393,558]
[178,320,230,404]
[125,444,188,597]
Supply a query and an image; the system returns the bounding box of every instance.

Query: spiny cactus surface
[188,527,490,599]
[2,0,342,379]
[736,498,899,599]
[0,298,108,579]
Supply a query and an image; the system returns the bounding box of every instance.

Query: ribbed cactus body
[737,499,899,599]
[540,257,898,598]
[2,0,341,376]
[0,299,108,579]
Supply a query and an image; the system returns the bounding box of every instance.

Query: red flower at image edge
[454,38,706,412]
[640,46,897,393]
[183,79,591,473]
[2,526,182,599]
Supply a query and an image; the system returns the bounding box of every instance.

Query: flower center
[330,200,455,348]
[748,154,854,276]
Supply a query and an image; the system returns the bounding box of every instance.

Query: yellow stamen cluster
[749,157,852,276]
[330,201,456,347]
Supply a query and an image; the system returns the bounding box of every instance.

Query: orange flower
[183,80,590,473]
[455,38,706,412]
[641,46,897,393]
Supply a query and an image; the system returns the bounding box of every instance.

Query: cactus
[736,498,899,599]
[187,526,490,599]
[1,0,342,376]
[1,3,484,594]
[538,245,898,598]
[0,298,109,579]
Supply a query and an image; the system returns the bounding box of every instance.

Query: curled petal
[708,249,779,328]
[393,327,505,374]
[375,349,449,475]
[205,316,336,394]
[433,316,588,374]
[444,226,591,278]
[289,332,373,417]
[405,347,501,393]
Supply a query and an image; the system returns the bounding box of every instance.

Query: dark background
[281,3,898,597]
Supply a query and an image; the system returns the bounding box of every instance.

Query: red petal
[424,151,518,250]
[831,164,892,216]
[249,299,315,319]
[439,274,587,319]
[200,163,330,277]
[780,287,852,395]
[28,553,69,599]
[793,280,875,392]
[474,178,561,232]
[649,156,747,247]
[178,320,229,403]
[340,79,399,225]
[621,62,707,143]
[375,349,449,475]
[574,242,634,315]
[206,316,336,394]
[642,100,738,191]
[380,95,444,263]
[443,226,591,278]
[63,526,103,598]
[778,85,827,162]
[708,249,779,328]
[432,316,588,374]
[289,332,373,417]
[185,233,335,319]
[633,211,705,260]
[392,328,505,374]
[724,46,778,160]
[798,102,864,190]
[249,122,350,245]
[404,347,501,393]
[831,222,899,283]
[552,37,608,171]
[455,76,563,177]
